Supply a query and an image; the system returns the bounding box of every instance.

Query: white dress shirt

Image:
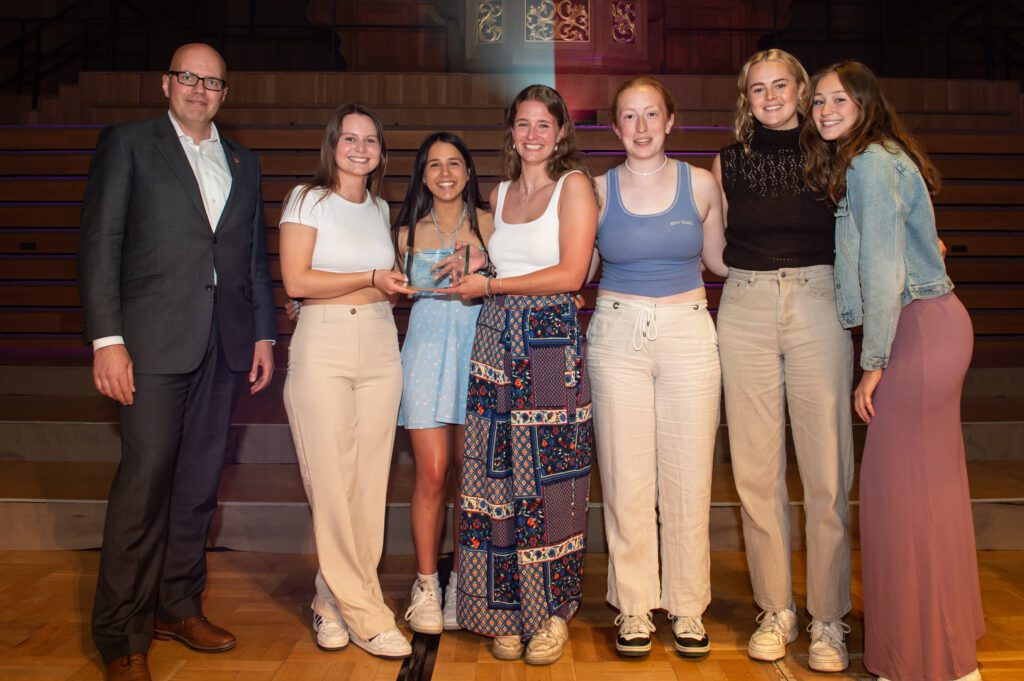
[92,111,234,351]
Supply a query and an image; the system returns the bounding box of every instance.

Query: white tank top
[488,170,580,278]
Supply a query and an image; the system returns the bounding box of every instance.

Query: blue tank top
[596,161,705,297]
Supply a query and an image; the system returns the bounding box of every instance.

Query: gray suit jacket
[78,115,276,374]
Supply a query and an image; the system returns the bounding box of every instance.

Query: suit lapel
[215,135,243,234]
[153,116,212,230]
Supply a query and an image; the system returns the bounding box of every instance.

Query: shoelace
[404,580,440,620]
[614,613,656,636]
[631,307,659,351]
[315,614,344,632]
[808,620,851,644]
[373,628,406,646]
[668,614,704,635]
[530,618,567,649]
[755,610,789,636]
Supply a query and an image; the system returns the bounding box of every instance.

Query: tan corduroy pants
[284,301,403,639]
[717,265,854,620]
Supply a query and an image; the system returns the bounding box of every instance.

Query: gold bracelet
[497,278,504,295]
[484,277,492,297]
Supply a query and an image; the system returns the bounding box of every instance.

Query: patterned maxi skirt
[457,293,593,640]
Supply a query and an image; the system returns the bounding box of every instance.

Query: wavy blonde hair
[733,49,810,153]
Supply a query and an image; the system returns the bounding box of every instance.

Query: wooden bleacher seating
[0,73,1022,366]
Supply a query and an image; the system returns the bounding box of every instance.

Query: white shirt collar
[167,110,220,145]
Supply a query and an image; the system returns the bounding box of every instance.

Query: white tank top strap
[495,179,510,218]
[545,169,580,221]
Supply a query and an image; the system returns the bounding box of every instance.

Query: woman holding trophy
[393,131,494,635]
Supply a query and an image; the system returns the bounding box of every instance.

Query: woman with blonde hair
[805,60,983,681]
[448,84,597,666]
[712,49,855,671]
[588,75,727,659]
[280,103,415,659]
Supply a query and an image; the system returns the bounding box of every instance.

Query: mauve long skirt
[860,293,985,681]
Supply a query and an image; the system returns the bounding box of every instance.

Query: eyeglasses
[166,70,227,91]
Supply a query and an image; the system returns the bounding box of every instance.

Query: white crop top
[280,186,395,273]
[488,170,579,278]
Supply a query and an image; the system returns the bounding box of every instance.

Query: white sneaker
[492,635,524,660]
[524,616,569,665]
[748,608,798,661]
[614,613,656,657]
[404,577,443,634]
[312,612,349,650]
[669,614,710,658]
[442,574,460,630]
[807,619,850,672]
[349,626,412,659]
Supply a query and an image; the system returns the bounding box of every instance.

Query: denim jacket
[834,143,953,371]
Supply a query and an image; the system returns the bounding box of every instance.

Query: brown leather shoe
[154,614,237,652]
[105,653,151,681]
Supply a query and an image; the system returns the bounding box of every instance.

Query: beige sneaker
[748,608,797,661]
[807,619,850,672]
[524,616,569,665]
[491,635,524,660]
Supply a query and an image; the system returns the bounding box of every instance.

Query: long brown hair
[734,49,809,154]
[802,61,940,205]
[501,84,589,181]
[293,103,389,207]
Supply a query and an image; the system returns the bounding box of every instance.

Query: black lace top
[719,119,835,270]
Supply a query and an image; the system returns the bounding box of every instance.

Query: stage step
[2,361,1022,554]
[2,459,1023,553]
[2,384,1022,464]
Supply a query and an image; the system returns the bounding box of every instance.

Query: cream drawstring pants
[587,295,721,616]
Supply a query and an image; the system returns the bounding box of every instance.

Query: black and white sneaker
[669,614,710,658]
[614,613,656,658]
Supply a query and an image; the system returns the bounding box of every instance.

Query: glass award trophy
[405,247,455,290]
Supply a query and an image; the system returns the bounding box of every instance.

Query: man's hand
[93,344,135,405]
[249,340,275,394]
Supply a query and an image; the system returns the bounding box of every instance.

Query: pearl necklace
[623,156,669,176]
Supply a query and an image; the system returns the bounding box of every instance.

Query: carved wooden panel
[464,0,649,73]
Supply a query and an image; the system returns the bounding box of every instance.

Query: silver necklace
[430,204,466,251]
[623,156,669,176]
[519,179,555,204]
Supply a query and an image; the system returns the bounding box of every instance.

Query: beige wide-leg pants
[284,302,403,639]
[717,265,854,620]
[588,296,721,617]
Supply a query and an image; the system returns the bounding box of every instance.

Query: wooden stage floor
[2,550,1021,681]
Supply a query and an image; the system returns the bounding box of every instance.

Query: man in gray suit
[78,43,276,681]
